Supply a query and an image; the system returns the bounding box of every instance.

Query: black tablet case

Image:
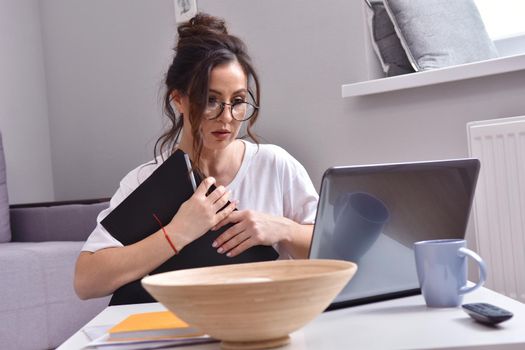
[101,149,278,305]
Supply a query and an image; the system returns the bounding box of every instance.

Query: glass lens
[203,101,256,121]
[232,102,255,121]
[204,100,222,120]
[232,102,247,120]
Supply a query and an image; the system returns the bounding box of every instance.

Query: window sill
[341,54,525,97]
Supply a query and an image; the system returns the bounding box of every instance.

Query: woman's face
[176,60,249,152]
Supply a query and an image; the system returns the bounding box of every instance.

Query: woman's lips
[211,130,231,139]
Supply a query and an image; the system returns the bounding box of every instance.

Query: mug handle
[457,247,487,295]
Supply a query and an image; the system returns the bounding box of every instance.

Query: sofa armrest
[9,199,109,242]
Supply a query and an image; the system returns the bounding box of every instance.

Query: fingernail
[212,241,218,248]
[226,252,232,257]
[217,247,224,254]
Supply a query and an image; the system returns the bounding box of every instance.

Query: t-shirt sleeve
[271,147,318,259]
[81,162,157,252]
[280,150,319,225]
[81,186,128,252]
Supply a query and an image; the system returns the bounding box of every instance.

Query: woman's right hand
[166,177,236,251]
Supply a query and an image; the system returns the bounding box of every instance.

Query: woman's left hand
[211,210,294,257]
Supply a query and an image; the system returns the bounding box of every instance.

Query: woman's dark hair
[155,13,260,174]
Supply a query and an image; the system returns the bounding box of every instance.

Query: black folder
[101,149,278,305]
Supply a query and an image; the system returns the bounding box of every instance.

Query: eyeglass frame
[203,91,259,122]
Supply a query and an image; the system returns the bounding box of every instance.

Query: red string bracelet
[152,213,178,255]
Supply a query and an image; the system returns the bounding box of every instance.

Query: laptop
[308,158,480,310]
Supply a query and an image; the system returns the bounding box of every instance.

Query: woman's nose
[217,103,234,122]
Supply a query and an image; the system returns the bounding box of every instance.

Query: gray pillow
[0,132,11,242]
[384,0,499,71]
[366,0,414,76]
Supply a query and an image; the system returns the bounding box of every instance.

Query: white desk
[59,287,525,350]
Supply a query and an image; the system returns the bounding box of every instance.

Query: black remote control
[462,303,513,325]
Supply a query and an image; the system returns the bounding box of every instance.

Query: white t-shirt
[82,140,319,257]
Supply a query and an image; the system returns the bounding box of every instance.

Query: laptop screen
[308,158,480,309]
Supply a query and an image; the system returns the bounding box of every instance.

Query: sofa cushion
[0,132,11,243]
[366,0,414,76]
[0,241,111,349]
[10,201,109,242]
[0,243,47,349]
[383,0,498,71]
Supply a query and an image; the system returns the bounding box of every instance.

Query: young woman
[74,13,318,304]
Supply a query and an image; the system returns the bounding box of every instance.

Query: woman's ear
[170,90,184,112]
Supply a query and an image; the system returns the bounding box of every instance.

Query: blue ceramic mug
[414,239,487,308]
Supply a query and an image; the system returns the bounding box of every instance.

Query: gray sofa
[0,132,111,349]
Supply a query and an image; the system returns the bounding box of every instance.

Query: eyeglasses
[203,97,259,121]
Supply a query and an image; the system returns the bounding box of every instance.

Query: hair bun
[178,13,228,39]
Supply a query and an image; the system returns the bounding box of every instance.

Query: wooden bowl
[142,259,357,350]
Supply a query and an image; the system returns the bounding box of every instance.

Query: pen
[183,153,197,191]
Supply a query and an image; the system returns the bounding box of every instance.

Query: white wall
[198,0,368,189]
[494,35,525,56]
[39,0,175,200]
[198,0,525,190]
[38,0,366,201]
[4,0,525,205]
[0,0,54,204]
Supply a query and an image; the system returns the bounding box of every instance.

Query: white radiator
[467,116,525,303]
